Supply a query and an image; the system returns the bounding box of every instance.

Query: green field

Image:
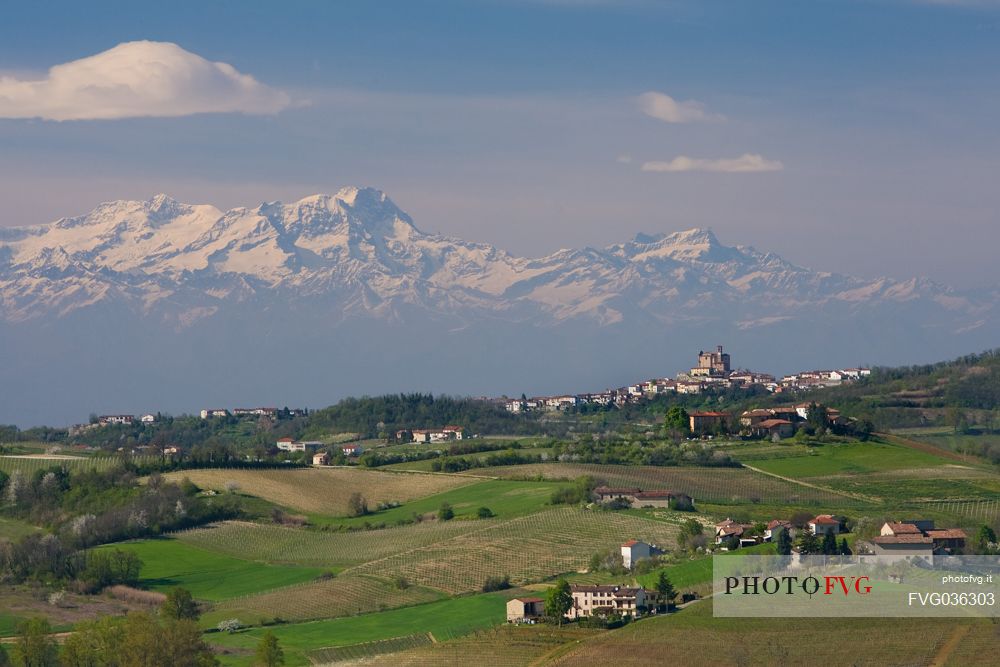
[208,592,511,666]
[749,439,957,479]
[98,538,326,600]
[316,478,570,527]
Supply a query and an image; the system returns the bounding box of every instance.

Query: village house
[808,515,841,536]
[567,584,652,619]
[312,452,330,466]
[750,418,796,439]
[98,415,134,426]
[621,540,664,569]
[715,518,751,545]
[140,414,156,424]
[868,535,935,561]
[764,519,793,542]
[200,408,229,419]
[688,411,729,434]
[633,490,692,509]
[879,521,966,553]
[506,597,545,623]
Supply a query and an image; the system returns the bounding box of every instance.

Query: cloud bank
[641,153,783,173]
[0,41,291,121]
[637,91,723,124]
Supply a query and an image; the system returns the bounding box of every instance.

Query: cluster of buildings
[394,426,465,443]
[500,346,869,414]
[867,520,967,561]
[682,402,850,439]
[714,514,840,548]
[200,407,306,419]
[713,515,968,561]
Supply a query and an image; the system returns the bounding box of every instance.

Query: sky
[1,0,999,289]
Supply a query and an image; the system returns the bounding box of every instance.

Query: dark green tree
[655,571,676,611]
[821,532,838,555]
[162,587,200,621]
[476,506,494,518]
[437,503,454,521]
[254,630,285,667]
[545,578,573,626]
[665,406,690,435]
[839,538,851,555]
[776,529,792,556]
[796,529,819,555]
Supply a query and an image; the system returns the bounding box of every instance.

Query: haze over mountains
[1,187,995,426]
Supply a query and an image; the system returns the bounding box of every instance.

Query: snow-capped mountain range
[0,187,995,426]
[0,186,982,327]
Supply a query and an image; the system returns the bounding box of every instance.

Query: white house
[140,414,157,424]
[621,540,654,569]
[200,409,228,419]
[808,515,840,536]
[99,415,134,426]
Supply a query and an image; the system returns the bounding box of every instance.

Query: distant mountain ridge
[0,187,981,328]
[0,187,995,426]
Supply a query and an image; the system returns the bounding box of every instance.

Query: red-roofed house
[688,411,730,433]
[808,515,840,536]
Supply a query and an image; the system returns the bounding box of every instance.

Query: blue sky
[1,0,998,287]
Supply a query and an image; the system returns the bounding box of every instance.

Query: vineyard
[307,633,433,664]
[347,508,680,595]
[160,467,475,516]
[211,573,445,623]
[479,463,855,506]
[0,454,162,476]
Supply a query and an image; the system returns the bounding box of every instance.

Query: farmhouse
[567,585,651,619]
[688,411,729,433]
[312,452,330,466]
[764,519,793,542]
[633,490,692,509]
[868,535,934,562]
[879,521,966,553]
[593,486,642,503]
[341,443,363,457]
[716,518,750,544]
[620,540,660,569]
[749,418,795,439]
[506,597,545,623]
[808,515,840,536]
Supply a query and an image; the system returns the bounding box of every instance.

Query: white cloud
[636,91,724,124]
[641,153,784,173]
[0,41,291,121]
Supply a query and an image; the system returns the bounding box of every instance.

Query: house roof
[622,539,640,547]
[570,585,643,595]
[873,535,933,545]
[689,411,729,417]
[757,419,793,428]
[925,529,967,540]
[884,522,922,535]
[767,519,792,529]
[810,515,839,525]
